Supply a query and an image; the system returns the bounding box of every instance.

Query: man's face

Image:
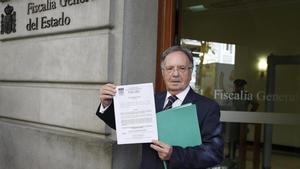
[161,51,192,95]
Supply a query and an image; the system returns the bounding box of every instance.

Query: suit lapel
[155,92,166,112]
[182,88,197,105]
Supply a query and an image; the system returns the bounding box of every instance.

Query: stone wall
[0,0,158,168]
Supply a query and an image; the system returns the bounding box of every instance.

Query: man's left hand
[150,140,173,160]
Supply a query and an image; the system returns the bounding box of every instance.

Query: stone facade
[0,0,158,168]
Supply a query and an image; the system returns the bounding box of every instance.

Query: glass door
[176,0,300,169]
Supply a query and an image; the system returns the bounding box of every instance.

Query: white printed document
[113,83,158,144]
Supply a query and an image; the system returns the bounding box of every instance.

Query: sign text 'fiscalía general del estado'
[0,0,110,40]
[26,0,89,31]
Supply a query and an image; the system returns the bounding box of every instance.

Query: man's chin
[168,84,179,88]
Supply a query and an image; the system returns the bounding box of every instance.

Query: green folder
[157,104,202,169]
[157,103,202,147]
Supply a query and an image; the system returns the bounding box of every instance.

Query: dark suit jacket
[96,88,223,169]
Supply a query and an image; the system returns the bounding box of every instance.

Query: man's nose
[172,69,180,76]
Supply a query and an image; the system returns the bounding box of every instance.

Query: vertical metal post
[263,54,275,169]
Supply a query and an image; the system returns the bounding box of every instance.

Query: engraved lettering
[41,12,71,29]
[26,17,39,31]
[60,0,89,7]
[27,0,56,15]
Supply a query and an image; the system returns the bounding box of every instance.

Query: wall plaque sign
[0,0,110,40]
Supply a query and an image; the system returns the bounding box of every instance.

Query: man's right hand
[99,83,116,108]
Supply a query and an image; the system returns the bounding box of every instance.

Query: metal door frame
[263,54,300,169]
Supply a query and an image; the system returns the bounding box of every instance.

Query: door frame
[155,0,177,92]
[263,54,300,169]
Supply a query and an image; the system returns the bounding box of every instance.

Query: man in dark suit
[96,46,223,169]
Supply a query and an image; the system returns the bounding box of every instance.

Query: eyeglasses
[162,65,192,74]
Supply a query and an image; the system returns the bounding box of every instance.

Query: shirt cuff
[99,103,111,113]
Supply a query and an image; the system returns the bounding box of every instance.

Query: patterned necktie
[163,95,178,110]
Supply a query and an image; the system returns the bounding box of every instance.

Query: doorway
[155,0,300,169]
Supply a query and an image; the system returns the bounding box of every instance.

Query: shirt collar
[166,86,190,102]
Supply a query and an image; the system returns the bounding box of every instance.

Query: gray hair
[160,46,194,68]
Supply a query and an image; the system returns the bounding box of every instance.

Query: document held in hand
[113,83,158,144]
[156,104,202,147]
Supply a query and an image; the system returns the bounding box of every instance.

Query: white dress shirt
[163,86,190,108]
